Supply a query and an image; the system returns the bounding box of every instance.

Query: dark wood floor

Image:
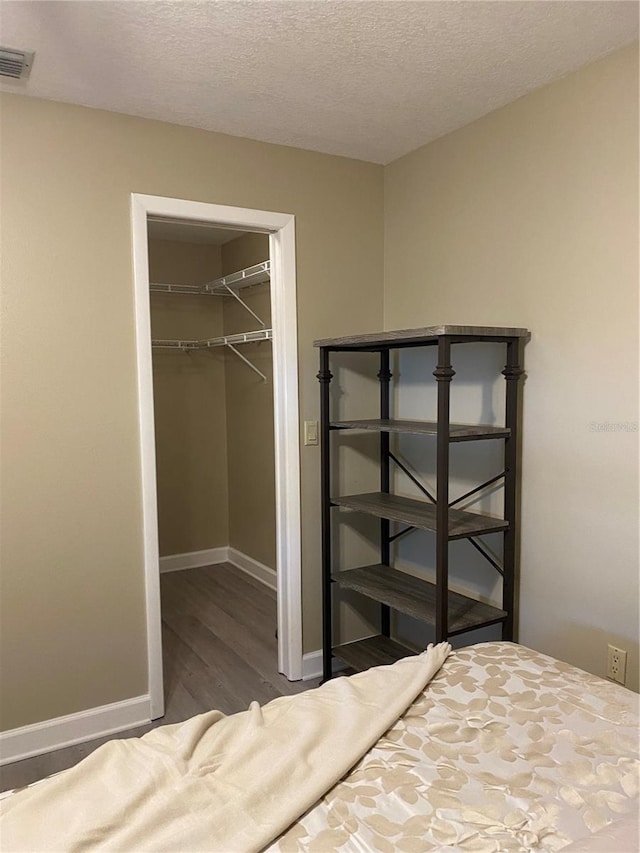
[0,563,318,793]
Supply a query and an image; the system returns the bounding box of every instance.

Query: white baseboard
[1,552,279,766]
[159,547,229,573]
[227,548,277,591]
[0,695,151,766]
[302,650,349,681]
[159,548,276,594]
[302,649,324,681]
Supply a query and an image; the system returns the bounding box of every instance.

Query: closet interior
[146,221,281,717]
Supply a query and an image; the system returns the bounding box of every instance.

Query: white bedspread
[0,643,450,852]
[269,642,639,852]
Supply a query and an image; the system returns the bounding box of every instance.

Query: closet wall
[148,232,275,571]
[148,239,229,557]
[220,234,275,571]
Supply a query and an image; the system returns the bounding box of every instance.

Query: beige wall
[0,95,384,729]
[1,44,636,733]
[221,232,269,275]
[148,239,229,557]
[384,45,639,689]
[220,234,276,569]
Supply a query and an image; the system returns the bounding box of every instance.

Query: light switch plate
[304,420,318,446]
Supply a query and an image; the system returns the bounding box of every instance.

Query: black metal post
[502,338,524,641]
[318,348,334,679]
[378,349,392,637]
[434,338,454,641]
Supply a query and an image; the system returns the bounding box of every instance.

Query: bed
[1,641,638,852]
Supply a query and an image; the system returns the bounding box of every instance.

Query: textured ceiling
[1,1,637,164]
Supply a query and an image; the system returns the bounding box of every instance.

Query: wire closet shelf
[150,261,272,381]
[149,260,270,297]
[152,329,272,351]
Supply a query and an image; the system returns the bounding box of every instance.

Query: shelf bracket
[467,536,504,576]
[225,343,268,381]
[221,284,266,328]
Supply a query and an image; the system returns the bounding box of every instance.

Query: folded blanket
[1,642,450,852]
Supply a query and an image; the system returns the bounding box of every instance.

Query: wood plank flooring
[0,563,318,793]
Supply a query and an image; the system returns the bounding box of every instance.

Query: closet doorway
[131,195,302,720]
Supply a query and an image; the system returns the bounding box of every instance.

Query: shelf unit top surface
[334,564,507,634]
[332,492,508,539]
[314,325,530,349]
[331,419,510,441]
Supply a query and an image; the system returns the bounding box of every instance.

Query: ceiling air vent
[0,47,35,80]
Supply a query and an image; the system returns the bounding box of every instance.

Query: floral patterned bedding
[268,642,639,852]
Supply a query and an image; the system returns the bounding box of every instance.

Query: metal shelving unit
[315,325,529,680]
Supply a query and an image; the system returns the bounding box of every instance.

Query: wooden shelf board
[334,564,507,633]
[331,418,510,441]
[332,635,414,671]
[332,492,508,539]
[314,325,529,349]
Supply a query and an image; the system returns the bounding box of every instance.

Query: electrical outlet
[607,644,627,685]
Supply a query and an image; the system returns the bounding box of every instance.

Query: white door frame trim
[130,194,302,719]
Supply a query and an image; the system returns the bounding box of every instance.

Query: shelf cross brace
[388,452,436,504]
[467,536,504,576]
[388,525,416,543]
[449,470,506,508]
